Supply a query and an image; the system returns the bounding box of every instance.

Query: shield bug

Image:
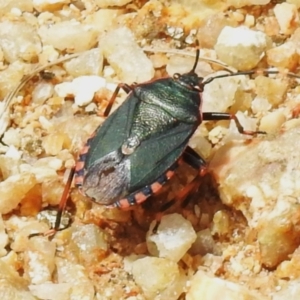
[39,46,300,234]
[41,46,270,234]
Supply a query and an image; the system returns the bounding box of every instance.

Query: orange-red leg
[202,112,266,136]
[29,167,75,238]
[100,83,136,117]
[156,146,207,220]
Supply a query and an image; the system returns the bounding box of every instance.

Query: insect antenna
[203,68,300,85]
[190,41,200,73]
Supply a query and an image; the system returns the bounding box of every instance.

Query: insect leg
[202,112,266,135]
[53,167,75,232]
[29,167,75,238]
[103,83,137,116]
[182,146,207,174]
[159,147,207,213]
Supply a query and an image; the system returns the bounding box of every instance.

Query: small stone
[202,72,247,113]
[42,132,70,155]
[71,224,108,260]
[215,26,268,70]
[147,213,197,262]
[85,9,124,35]
[8,219,47,252]
[0,21,41,63]
[196,13,238,49]
[56,258,95,300]
[38,45,59,65]
[211,210,231,236]
[254,76,288,107]
[0,173,37,214]
[0,0,33,16]
[63,48,103,77]
[5,146,22,160]
[244,14,255,27]
[41,179,64,206]
[189,131,212,159]
[19,164,58,182]
[2,128,22,148]
[257,201,300,268]
[186,270,265,300]
[263,16,281,36]
[33,0,70,12]
[209,125,300,268]
[29,283,71,300]
[0,260,36,300]
[167,55,197,76]
[259,110,286,133]
[38,21,98,53]
[54,76,116,106]
[100,27,154,83]
[274,3,299,35]
[94,0,132,8]
[287,0,300,8]
[267,42,298,70]
[189,228,215,256]
[208,125,228,144]
[33,157,63,170]
[273,279,300,300]
[0,155,21,179]
[32,82,54,105]
[24,237,56,284]
[131,257,186,300]
[0,62,28,99]
[251,96,272,114]
[227,0,270,7]
[39,116,54,131]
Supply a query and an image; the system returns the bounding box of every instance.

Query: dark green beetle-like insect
[73,48,264,211]
[44,45,300,234]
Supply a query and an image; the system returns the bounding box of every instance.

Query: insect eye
[173,73,180,79]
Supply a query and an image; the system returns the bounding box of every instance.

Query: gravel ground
[1,0,300,299]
